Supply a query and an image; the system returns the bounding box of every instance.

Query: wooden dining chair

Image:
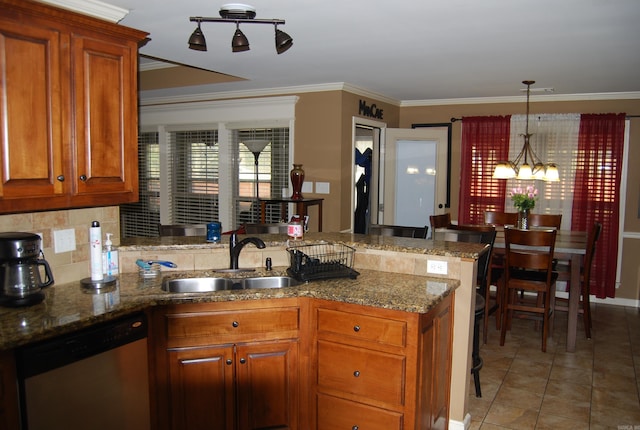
[452,224,499,344]
[555,221,602,339]
[369,224,429,239]
[158,224,207,236]
[500,227,558,352]
[429,213,452,235]
[432,227,495,397]
[528,213,562,229]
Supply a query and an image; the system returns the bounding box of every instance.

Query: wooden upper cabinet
[0,0,147,213]
[72,34,138,197]
[0,18,67,201]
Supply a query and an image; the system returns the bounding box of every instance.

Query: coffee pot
[0,232,54,307]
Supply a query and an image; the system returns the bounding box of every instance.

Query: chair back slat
[504,227,557,275]
[528,213,562,229]
[429,213,452,230]
[158,224,207,236]
[484,211,518,226]
[243,223,289,234]
[369,224,428,239]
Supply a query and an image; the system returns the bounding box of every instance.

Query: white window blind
[505,114,580,230]
[231,128,290,228]
[120,131,160,237]
[168,130,220,224]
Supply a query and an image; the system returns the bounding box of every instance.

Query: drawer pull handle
[240,358,246,364]
[353,370,360,377]
[226,359,232,365]
[232,321,239,327]
[353,325,360,332]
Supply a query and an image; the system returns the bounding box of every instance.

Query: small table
[259,198,324,232]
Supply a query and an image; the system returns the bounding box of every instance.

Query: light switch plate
[54,228,76,253]
[315,182,330,194]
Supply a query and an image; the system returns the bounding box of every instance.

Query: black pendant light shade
[232,26,250,52]
[188,22,207,51]
[275,27,293,54]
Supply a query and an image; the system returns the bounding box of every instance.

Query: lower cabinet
[149,300,302,430]
[0,350,19,430]
[313,294,453,430]
[148,295,454,430]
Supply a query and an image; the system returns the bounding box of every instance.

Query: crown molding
[37,0,129,22]
[140,80,640,108]
[400,91,640,107]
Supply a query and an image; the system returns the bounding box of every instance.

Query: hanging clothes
[354,148,372,234]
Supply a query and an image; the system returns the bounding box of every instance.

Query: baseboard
[555,291,640,308]
[449,413,471,430]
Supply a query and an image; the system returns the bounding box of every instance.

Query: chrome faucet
[229,231,266,270]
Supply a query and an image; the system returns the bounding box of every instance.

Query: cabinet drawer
[317,308,406,348]
[166,308,299,344]
[317,340,405,406]
[317,393,402,430]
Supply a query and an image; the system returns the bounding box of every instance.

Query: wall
[292,91,399,232]
[0,207,120,285]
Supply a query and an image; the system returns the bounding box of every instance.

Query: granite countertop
[118,231,487,259]
[0,233,484,350]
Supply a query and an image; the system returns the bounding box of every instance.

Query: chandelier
[493,80,560,182]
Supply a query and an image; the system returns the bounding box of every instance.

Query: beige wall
[292,91,399,232]
[0,207,120,285]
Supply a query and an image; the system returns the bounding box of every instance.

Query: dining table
[492,228,588,352]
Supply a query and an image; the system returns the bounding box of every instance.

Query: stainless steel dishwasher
[15,312,150,430]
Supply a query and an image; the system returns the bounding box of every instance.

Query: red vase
[290,164,305,200]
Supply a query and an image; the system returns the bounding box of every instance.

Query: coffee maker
[0,232,54,307]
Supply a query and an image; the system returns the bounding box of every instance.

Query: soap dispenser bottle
[102,233,119,276]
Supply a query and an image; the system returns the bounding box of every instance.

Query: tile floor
[469,302,640,430]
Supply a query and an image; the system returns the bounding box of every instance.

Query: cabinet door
[71,34,138,199]
[0,19,67,202]
[168,345,235,430]
[236,340,299,430]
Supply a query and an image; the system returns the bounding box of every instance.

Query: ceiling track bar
[190,16,286,25]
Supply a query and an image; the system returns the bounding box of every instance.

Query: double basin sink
[162,275,300,293]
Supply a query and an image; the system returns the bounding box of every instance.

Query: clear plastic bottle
[102,233,119,276]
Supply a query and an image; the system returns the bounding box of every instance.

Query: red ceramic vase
[290,164,305,200]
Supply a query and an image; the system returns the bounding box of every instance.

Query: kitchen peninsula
[0,233,485,430]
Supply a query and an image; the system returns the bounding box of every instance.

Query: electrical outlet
[54,229,76,253]
[427,260,448,275]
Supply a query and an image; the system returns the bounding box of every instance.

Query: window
[120,131,160,237]
[120,126,291,237]
[232,128,290,226]
[169,130,219,224]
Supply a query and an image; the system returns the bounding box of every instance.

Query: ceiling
[71,0,640,102]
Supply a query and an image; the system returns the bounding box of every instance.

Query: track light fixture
[188,4,292,54]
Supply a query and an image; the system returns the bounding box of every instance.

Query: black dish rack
[286,243,359,282]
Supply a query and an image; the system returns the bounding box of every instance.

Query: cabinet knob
[79,174,87,182]
[352,426,359,430]
[232,321,239,328]
[56,175,65,182]
[226,359,232,365]
[353,325,360,332]
[239,358,246,364]
[353,370,360,377]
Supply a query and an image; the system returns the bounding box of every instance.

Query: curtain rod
[451,115,638,123]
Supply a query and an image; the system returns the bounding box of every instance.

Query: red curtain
[459,116,511,224]
[571,113,626,298]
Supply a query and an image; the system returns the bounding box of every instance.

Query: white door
[377,127,449,226]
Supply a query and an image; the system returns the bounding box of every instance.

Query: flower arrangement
[509,185,538,211]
